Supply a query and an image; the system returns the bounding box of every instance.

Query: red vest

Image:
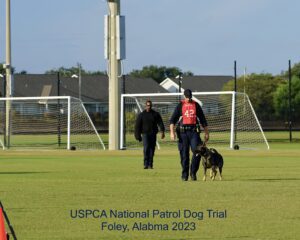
[181,100,197,125]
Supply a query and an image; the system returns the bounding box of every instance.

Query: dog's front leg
[210,169,213,179]
[203,167,207,181]
[211,167,217,181]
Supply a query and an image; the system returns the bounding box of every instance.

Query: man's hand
[204,132,209,143]
[170,131,176,141]
[161,132,165,139]
[203,125,209,143]
[203,126,209,143]
[170,124,176,141]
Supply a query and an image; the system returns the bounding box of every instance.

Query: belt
[179,125,197,132]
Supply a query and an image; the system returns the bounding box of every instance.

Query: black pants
[178,130,201,179]
[142,133,157,168]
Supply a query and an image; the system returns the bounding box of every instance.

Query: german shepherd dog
[195,145,224,181]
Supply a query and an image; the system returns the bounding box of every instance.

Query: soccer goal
[120,92,269,150]
[0,96,105,150]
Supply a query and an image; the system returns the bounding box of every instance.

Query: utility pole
[122,74,126,149]
[71,63,82,100]
[233,60,237,148]
[78,63,82,100]
[106,0,122,150]
[288,60,292,142]
[175,72,183,102]
[234,60,237,92]
[5,0,12,148]
[1,74,6,147]
[177,72,183,94]
[57,72,61,147]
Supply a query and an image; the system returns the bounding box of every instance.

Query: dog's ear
[196,144,203,151]
[195,144,204,157]
[201,146,208,155]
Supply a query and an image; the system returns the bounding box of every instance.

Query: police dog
[195,145,224,181]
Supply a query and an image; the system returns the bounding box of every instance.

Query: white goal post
[120,91,270,150]
[0,96,105,150]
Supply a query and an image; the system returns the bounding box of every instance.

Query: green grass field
[0,141,300,239]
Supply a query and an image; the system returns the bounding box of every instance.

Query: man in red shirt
[170,89,209,181]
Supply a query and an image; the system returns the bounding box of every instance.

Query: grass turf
[0,142,300,239]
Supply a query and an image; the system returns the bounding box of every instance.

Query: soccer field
[0,142,300,239]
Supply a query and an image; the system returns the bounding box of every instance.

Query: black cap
[184,89,192,99]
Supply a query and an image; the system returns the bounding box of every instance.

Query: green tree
[128,65,193,83]
[0,63,4,75]
[0,63,15,75]
[273,76,300,120]
[45,64,106,77]
[222,73,284,120]
[281,61,300,78]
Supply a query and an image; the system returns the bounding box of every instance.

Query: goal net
[121,92,269,150]
[0,96,105,150]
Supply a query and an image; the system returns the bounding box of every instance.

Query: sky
[0,0,299,76]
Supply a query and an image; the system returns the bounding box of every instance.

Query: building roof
[0,74,168,102]
[160,75,233,93]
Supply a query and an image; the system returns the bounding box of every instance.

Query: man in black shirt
[135,100,165,169]
[170,89,209,181]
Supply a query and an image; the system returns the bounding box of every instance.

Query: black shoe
[182,177,188,181]
[148,166,153,169]
[144,166,148,169]
[191,174,197,181]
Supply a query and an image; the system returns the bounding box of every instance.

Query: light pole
[234,60,237,92]
[5,0,12,95]
[71,64,82,100]
[78,63,82,100]
[0,74,4,97]
[175,72,183,102]
[288,60,292,142]
[176,72,183,93]
[71,74,79,97]
[0,73,6,147]
[107,0,122,150]
[5,0,12,149]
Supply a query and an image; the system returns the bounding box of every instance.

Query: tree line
[222,63,300,122]
[43,63,300,122]
[1,64,191,82]
[1,62,299,122]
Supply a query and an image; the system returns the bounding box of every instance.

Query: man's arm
[203,126,209,143]
[196,103,208,127]
[196,103,209,143]
[156,112,165,139]
[170,123,176,141]
[169,103,181,141]
[134,113,142,141]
